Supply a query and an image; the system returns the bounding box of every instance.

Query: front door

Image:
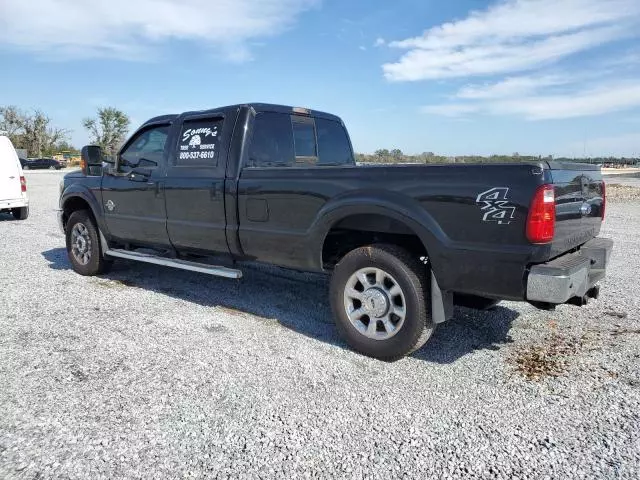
[102,123,172,247]
[164,113,229,254]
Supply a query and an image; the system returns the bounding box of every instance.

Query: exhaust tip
[587,285,600,300]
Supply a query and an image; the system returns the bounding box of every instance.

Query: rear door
[0,137,23,201]
[237,111,355,268]
[163,112,231,254]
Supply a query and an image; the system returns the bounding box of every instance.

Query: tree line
[358,149,639,166]
[0,105,130,158]
[1,105,638,165]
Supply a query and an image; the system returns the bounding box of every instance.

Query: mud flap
[431,270,453,324]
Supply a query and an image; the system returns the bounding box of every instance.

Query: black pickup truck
[58,103,612,360]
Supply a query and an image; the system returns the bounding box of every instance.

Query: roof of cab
[143,103,341,127]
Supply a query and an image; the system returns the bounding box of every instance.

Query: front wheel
[65,210,111,275]
[330,244,434,361]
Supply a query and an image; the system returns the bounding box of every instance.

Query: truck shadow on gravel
[42,247,519,363]
[0,212,18,222]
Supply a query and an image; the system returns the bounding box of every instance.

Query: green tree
[390,148,403,160]
[82,107,130,156]
[0,105,69,156]
[0,106,23,137]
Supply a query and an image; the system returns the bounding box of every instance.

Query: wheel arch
[312,196,448,280]
[60,188,107,236]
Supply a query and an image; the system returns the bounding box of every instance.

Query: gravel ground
[605,173,640,199]
[1,171,639,479]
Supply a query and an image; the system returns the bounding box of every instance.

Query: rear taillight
[601,181,606,220]
[527,184,555,243]
[20,176,27,193]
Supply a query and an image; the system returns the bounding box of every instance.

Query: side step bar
[104,249,242,279]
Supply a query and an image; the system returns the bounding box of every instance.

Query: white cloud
[493,83,640,120]
[0,0,318,61]
[386,0,640,122]
[424,82,640,120]
[374,38,386,47]
[456,75,572,99]
[383,0,640,81]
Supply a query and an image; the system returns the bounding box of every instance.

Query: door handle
[210,183,217,200]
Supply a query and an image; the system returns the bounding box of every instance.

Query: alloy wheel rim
[70,222,92,265]
[343,267,406,340]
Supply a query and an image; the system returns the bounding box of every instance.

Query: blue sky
[1,0,639,157]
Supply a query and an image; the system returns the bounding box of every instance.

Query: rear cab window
[292,116,317,165]
[247,111,354,168]
[316,118,354,166]
[248,112,294,167]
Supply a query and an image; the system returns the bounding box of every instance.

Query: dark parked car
[58,103,612,360]
[21,158,63,170]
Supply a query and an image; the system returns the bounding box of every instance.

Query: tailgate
[547,161,604,257]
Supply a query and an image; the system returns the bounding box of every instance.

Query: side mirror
[81,145,103,176]
[81,145,103,165]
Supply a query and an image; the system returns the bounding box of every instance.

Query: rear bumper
[526,237,613,304]
[0,198,28,210]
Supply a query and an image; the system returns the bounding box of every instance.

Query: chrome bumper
[526,237,613,304]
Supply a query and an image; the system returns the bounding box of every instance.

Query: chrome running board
[105,249,242,279]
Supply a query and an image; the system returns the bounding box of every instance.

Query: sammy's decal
[476,187,516,225]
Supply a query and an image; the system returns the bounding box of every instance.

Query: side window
[120,125,169,167]
[176,117,224,166]
[292,116,317,164]
[248,112,294,167]
[316,118,354,166]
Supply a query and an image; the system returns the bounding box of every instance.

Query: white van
[0,135,29,220]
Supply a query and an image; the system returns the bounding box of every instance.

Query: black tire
[12,206,29,220]
[330,244,434,361]
[65,210,112,276]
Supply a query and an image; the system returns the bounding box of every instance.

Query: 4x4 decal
[476,187,516,225]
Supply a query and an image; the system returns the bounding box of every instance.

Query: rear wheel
[330,244,434,360]
[65,210,111,275]
[11,207,29,220]
[49,165,56,170]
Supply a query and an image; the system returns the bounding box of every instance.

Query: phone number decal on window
[179,151,216,160]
